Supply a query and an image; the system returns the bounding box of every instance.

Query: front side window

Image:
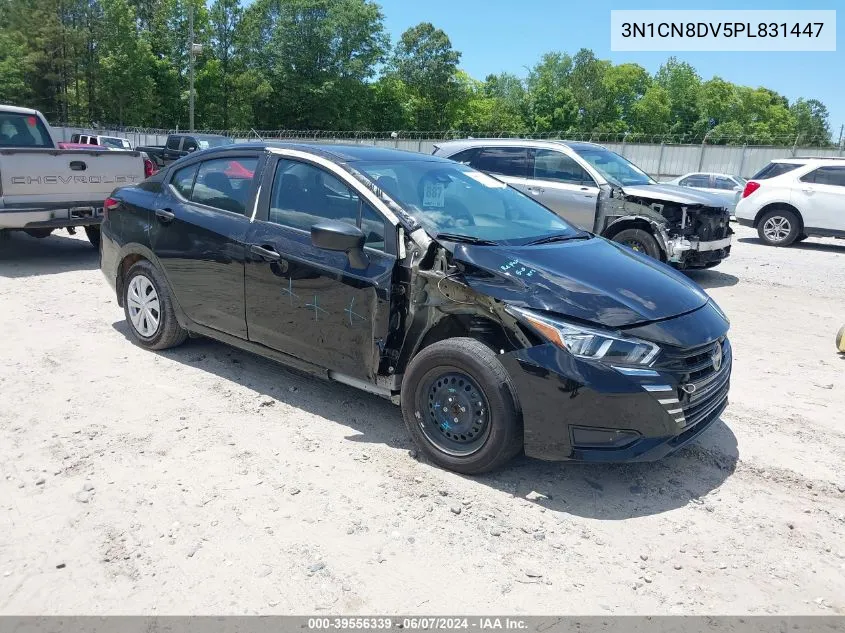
[570,147,654,187]
[355,160,582,246]
[471,147,529,178]
[801,166,845,187]
[714,176,738,190]
[183,139,198,152]
[533,149,593,185]
[191,157,258,214]
[0,113,52,148]
[268,159,388,251]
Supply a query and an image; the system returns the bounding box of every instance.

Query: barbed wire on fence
[53,124,837,148]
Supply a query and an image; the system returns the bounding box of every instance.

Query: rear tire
[757,208,800,246]
[123,260,187,350]
[24,228,53,239]
[84,226,101,249]
[611,228,662,259]
[400,338,522,474]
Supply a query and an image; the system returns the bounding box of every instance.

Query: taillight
[103,196,120,219]
[742,181,760,198]
[143,158,158,178]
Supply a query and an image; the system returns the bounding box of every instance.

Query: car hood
[622,183,727,207]
[451,237,709,328]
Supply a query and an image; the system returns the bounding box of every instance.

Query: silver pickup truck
[0,105,145,247]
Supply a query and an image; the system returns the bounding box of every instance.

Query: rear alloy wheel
[611,228,662,259]
[401,338,522,474]
[123,260,187,350]
[84,226,101,249]
[758,209,799,246]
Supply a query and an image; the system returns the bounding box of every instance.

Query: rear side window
[751,162,803,180]
[801,166,845,187]
[171,163,198,198]
[166,136,181,150]
[191,157,259,214]
[679,174,710,187]
[0,112,52,148]
[533,149,592,185]
[472,147,529,178]
[446,148,480,164]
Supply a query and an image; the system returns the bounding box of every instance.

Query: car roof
[678,172,741,178]
[0,104,40,116]
[197,142,456,165]
[435,138,609,152]
[773,156,845,164]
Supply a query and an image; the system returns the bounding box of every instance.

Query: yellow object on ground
[838,325,845,353]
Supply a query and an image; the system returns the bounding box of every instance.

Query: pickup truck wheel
[758,209,799,246]
[401,338,522,474]
[84,226,101,249]
[123,261,188,350]
[24,229,53,239]
[611,228,661,259]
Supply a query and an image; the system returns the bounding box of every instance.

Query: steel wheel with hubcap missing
[126,274,161,338]
[420,370,492,456]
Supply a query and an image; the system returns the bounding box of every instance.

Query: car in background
[70,133,133,150]
[662,172,745,217]
[735,157,845,246]
[434,139,732,269]
[100,142,731,474]
[0,104,145,246]
[137,133,234,168]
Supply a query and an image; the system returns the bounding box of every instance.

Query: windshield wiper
[525,233,590,246]
[434,233,498,246]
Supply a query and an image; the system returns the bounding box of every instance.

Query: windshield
[101,137,131,149]
[0,112,53,148]
[355,160,583,245]
[571,147,654,187]
[198,137,235,149]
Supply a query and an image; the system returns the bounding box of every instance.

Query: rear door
[795,166,845,231]
[528,148,599,229]
[150,151,263,338]
[244,155,396,380]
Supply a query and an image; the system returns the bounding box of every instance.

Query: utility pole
[188,3,195,132]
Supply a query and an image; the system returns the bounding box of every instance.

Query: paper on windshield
[465,171,506,188]
[422,181,446,208]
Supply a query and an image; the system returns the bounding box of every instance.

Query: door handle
[250,244,281,262]
[155,208,175,223]
[527,187,545,195]
[69,160,87,171]
[802,187,814,193]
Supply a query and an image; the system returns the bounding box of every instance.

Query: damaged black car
[434,139,733,269]
[100,143,731,474]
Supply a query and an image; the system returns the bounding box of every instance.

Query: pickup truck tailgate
[0,148,144,209]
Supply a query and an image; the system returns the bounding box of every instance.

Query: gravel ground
[1,224,844,615]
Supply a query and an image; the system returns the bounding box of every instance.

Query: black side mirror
[311,220,369,269]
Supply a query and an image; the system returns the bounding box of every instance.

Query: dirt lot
[1,224,844,615]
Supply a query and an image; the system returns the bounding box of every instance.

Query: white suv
[735,158,845,246]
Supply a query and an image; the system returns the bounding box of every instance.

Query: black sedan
[100,143,731,474]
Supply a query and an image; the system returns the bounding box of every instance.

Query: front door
[244,156,396,380]
[150,153,262,338]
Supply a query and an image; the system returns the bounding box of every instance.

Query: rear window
[0,112,52,148]
[751,162,803,180]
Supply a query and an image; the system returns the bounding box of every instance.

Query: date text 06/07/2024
[306,617,529,630]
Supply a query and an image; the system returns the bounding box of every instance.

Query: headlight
[506,306,660,366]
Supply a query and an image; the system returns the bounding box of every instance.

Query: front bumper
[666,231,733,267]
[499,338,731,463]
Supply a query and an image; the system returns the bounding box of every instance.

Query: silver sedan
[662,172,746,216]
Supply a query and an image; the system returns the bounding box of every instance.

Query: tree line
[0,0,834,145]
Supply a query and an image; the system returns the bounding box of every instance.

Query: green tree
[791,98,831,145]
[655,57,703,138]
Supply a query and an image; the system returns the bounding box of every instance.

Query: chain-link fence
[51,125,845,180]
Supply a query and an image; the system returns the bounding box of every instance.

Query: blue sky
[378,0,842,138]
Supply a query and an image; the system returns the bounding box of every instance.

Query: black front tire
[84,226,101,249]
[611,228,662,259]
[400,338,523,474]
[123,260,188,350]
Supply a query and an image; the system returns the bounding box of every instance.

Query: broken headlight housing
[506,306,660,366]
